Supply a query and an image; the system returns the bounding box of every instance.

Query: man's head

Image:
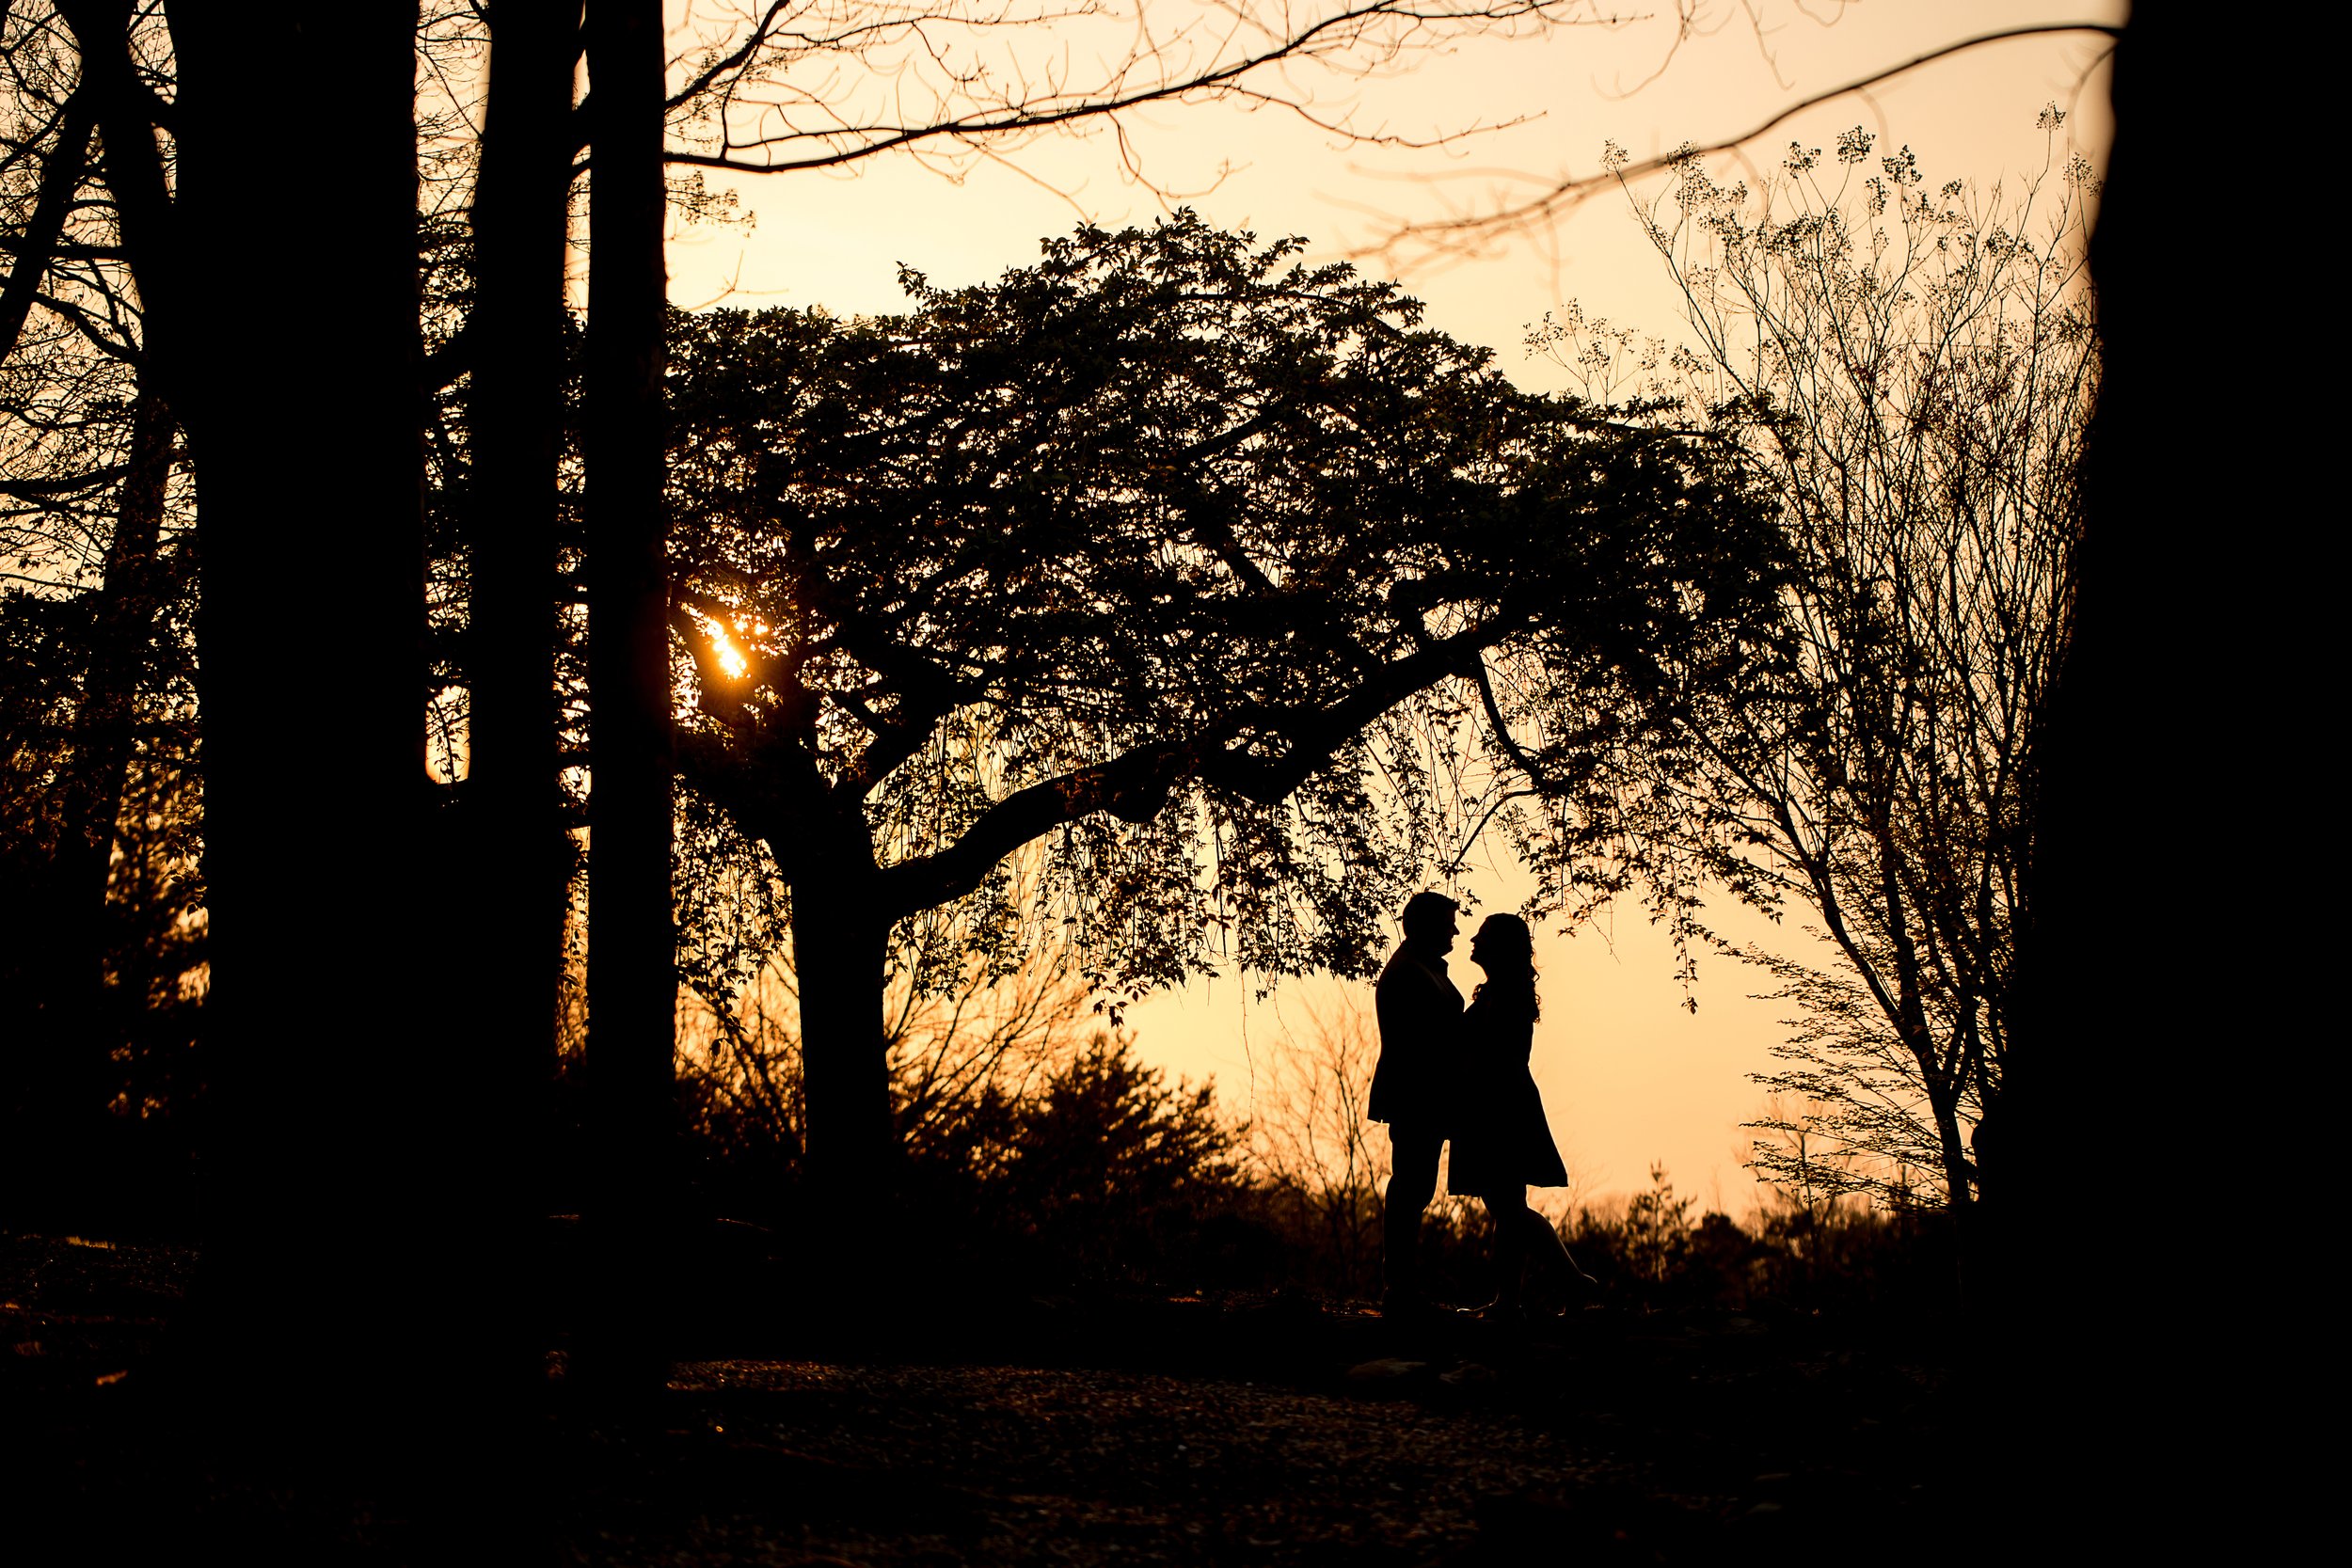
[1398,891,1461,955]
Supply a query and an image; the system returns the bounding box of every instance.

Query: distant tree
[676,936,1262,1289]
[1244,997,1395,1295]
[1617,1162,1696,1291]
[933,1030,1253,1288]
[661,212,1782,1212]
[0,6,198,1224]
[1503,122,2097,1212]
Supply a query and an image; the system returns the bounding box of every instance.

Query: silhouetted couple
[1370,891,1590,1321]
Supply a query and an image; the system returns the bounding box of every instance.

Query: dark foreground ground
[1,1232,1982,1565]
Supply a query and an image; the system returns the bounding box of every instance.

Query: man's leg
[1383,1124,1443,1311]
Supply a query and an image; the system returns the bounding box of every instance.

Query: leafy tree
[0,560,203,1224]
[662,211,1781,1209]
[1617,1162,1695,1291]
[675,843,1093,1180]
[1502,122,2097,1212]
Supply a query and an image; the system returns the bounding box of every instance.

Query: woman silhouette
[1447,913,1593,1316]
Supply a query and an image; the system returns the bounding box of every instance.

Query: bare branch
[1363,20,2121,268]
[0,89,93,359]
[661,0,1598,182]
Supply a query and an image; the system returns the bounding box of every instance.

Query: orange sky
[660,2,2121,1214]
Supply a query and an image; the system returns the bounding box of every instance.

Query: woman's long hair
[1470,913,1539,1022]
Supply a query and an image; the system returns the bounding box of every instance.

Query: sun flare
[710,626,750,681]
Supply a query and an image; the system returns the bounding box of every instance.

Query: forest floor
[0,1230,1983,1565]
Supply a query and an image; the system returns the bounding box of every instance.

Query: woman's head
[1469,913,1539,1020]
[1469,913,1534,971]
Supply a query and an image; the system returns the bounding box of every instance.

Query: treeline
[660,986,1953,1322]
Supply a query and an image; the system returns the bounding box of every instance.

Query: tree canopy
[660,211,1782,1181]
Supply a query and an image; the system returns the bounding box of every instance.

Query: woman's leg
[1516,1204,1599,1295]
[1487,1186,1531,1307]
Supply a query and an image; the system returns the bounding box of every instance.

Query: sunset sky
[660,1,2122,1213]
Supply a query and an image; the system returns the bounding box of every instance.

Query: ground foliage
[662,977,1953,1321]
[672,1025,1268,1294]
[3,1228,1987,1566]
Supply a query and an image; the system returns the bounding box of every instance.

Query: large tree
[460,1,581,1317]
[580,0,682,1388]
[662,213,1781,1206]
[56,0,463,1416]
[1999,10,2275,1539]
[1497,126,2096,1217]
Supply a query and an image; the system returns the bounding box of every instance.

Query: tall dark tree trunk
[162,7,464,1417]
[790,867,896,1198]
[580,0,677,1393]
[56,392,172,913]
[55,391,173,1208]
[467,0,581,1387]
[788,869,898,1311]
[1997,8,2267,1548]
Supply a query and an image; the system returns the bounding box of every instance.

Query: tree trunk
[0,390,172,1228]
[788,857,898,1297]
[165,7,458,1418]
[580,0,677,1395]
[56,392,171,916]
[466,0,580,1388]
[791,871,897,1194]
[1995,9,2261,1547]
[57,390,173,1214]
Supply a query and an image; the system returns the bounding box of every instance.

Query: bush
[669,963,1963,1320]
[675,1019,1270,1293]
[908,1032,1267,1291]
[1549,1164,1958,1321]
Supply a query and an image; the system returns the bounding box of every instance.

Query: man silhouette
[1369,891,1463,1318]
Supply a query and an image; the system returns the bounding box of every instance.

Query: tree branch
[1366,20,2122,266]
[873,614,1508,920]
[875,737,1201,920]
[665,0,1590,177]
[0,89,93,361]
